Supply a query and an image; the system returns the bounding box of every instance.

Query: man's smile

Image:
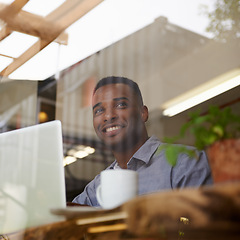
[105,126,121,133]
[101,124,124,137]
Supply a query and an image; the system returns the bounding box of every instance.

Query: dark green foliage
[181,106,240,149]
[158,105,240,166]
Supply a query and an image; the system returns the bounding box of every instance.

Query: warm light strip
[162,69,240,117]
[87,223,127,233]
[76,212,128,225]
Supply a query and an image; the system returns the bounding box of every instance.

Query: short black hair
[93,76,144,106]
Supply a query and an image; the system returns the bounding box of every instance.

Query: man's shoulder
[131,136,162,165]
[145,135,162,146]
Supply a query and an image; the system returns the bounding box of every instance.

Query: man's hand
[66,202,89,207]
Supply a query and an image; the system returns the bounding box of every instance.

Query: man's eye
[94,108,103,115]
[116,102,127,108]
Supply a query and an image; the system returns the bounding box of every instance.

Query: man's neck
[112,136,148,169]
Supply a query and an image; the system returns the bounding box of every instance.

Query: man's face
[92,83,148,150]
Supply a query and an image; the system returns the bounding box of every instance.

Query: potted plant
[157,105,240,183]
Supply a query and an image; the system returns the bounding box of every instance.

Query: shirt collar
[131,135,161,165]
[110,135,161,169]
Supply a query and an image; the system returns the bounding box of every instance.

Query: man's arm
[71,162,116,207]
[72,175,100,207]
[171,150,213,189]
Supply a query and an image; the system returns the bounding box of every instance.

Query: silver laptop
[0,120,66,234]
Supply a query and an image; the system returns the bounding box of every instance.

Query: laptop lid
[0,120,66,234]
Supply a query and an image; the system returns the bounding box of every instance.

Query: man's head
[92,76,148,151]
[93,76,144,106]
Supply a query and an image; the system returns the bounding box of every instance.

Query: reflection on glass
[0,0,239,236]
[0,80,37,132]
[56,0,240,204]
[0,122,65,234]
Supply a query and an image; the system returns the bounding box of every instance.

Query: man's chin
[102,138,126,151]
[104,138,137,152]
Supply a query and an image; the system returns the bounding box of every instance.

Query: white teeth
[106,126,120,132]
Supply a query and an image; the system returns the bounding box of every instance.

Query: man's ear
[141,105,148,122]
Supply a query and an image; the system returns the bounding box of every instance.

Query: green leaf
[212,125,224,137]
[165,146,178,166]
[155,145,164,156]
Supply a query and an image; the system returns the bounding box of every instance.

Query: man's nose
[104,109,117,122]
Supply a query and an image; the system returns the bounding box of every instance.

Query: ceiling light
[73,150,89,159]
[84,146,95,154]
[38,111,48,123]
[162,69,240,117]
[67,149,76,156]
[67,145,95,159]
[75,145,95,154]
[76,145,87,150]
[63,156,76,167]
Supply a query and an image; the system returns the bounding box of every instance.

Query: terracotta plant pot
[207,139,240,183]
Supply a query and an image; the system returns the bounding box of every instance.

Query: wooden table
[1,182,240,240]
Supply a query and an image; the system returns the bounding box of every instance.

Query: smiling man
[72,76,213,206]
[92,78,148,169]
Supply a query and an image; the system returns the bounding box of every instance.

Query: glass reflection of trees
[201,0,240,41]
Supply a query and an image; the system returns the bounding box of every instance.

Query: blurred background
[0,0,239,201]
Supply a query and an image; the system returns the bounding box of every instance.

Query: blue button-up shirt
[72,136,213,206]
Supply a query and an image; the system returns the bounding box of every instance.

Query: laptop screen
[0,120,66,234]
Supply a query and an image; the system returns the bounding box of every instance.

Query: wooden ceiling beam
[0,25,68,45]
[3,0,29,15]
[0,3,68,44]
[0,0,28,41]
[0,53,15,59]
[0,26,12,41]
[48,0,103,29]
[0,0,104,77]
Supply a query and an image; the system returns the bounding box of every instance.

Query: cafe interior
[0,0,240,239]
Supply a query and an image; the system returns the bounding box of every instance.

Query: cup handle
[96,184,103,207]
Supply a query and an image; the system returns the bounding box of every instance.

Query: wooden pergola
[0,0,103,77]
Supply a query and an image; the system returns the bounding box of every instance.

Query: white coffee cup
[96,169,138,209]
